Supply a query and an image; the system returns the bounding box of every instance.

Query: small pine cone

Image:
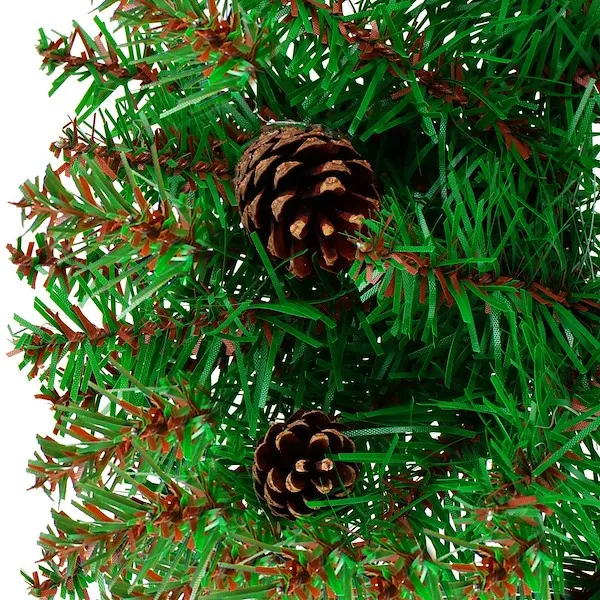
[252,410,359,519]
[235,125,380,278]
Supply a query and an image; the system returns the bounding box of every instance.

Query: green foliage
[8,0,600,598]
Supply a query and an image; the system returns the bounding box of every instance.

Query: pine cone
[252,410,359,519]
[235,125,380,278]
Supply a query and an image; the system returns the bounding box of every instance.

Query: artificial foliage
[7,0,600,599]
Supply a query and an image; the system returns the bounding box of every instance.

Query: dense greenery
[9,0,600,598]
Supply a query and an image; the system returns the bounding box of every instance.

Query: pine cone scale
[235,125,379,277]
[254,156,279,186]
[246,134,280,166]
[288,495,313,518]
[289,246,312,279]
[310,160,352,179]
[267,467,287,493]
[275,429,304,459]
[286,471,306,492]
[286,420,312,437]
[290,213,310,240]
[319,215,335,237]
[263,484,286,509]
[319,235,338,266]
[248,193,265,228]
[337,463,358,488]
[273,161,303,187]
[321,429,346,452]
[294,137,330,156]
[271,191,295,221]
[267,222,288,258]
[308,432,329,456]
[271,130,316,152]
[294,458,311,473]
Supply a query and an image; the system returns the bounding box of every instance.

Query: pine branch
[51,125,232,183]
[39,27,158,85]
[355,245,600,318]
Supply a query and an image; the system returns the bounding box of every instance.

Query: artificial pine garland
[8,0,600,599]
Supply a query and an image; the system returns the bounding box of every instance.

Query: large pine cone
[252,410,359,519]
[235,125,380,278]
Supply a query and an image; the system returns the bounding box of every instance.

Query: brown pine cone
[252,409,359,519]
[235,125,380,278]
